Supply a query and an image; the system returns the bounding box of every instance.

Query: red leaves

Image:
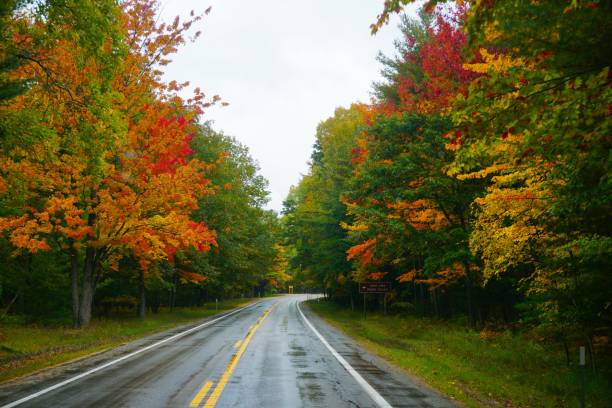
[134,114,196,175]
[447,129,464,146]
[179,271,207,283]
[351,147,368,164]
[539,50,553,60]
[386,9,481,114]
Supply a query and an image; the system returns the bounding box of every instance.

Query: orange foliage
[0,0,217,272]
[416,262,467,289]
[397,269,418,283]
[346,238,377,267]
[387,200,449,230]
[367,271,388,281]
[178,271,208,284]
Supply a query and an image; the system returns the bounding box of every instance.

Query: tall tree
[282,105,363,301]
[447,0,611,358]
[0,0,218,326]
[189,124,278,300]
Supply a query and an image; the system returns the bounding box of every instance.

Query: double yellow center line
[189,304,277,408]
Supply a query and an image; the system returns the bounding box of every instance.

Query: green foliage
[282,106,364,298]
[189,124,278,298]
[0,241,71,322]
[448,0,612,352]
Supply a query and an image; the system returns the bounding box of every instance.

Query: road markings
[234,339,242,349]
[296,301,393,408]
[189,381,213,408]
[202,303,276,408]
[0,302,261,408]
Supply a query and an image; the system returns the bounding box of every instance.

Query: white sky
[161,1,420,213]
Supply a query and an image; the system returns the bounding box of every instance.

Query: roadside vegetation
[309,300,611,408]
[282,1,611,406]
[0,0,289,332]
[0,298,254,383]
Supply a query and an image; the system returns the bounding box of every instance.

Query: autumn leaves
[0,1,222,326]
[284,1,611,350]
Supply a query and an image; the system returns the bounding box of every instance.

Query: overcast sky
[161,1,420,213]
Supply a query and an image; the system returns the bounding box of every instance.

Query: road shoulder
[0,301,259,405]
[301,300,459,408]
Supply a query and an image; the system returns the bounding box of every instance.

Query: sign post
[359,282,391,319]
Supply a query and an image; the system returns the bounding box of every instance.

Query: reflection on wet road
[0,295,455,408]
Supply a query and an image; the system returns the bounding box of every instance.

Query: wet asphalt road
[0,295,455,408]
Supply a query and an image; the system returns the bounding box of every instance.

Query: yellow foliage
[463,48,528,74]
[341,221,369,232]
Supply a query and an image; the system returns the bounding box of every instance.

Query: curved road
[0,295,455,408]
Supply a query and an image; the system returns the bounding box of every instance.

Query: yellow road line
[203,304,276,408]
[234,340,242,349]
[189,380,213,408]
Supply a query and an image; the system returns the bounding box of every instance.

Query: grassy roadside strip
[306,300,611,408]
[0,298,257,383]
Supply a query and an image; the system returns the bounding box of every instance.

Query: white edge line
[1,301,261,408]
[296,301,393,408]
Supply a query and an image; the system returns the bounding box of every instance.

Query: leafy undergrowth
[0,298,256,383]
[308,300,611,408]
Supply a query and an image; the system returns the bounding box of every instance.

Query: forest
[281,0,611,373]
[0,0,610,387]
[0,0,288,328]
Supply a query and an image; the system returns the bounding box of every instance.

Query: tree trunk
[170,272,178,311]
[586,334,597,374]
[70,244,80,328]
[432,288,439,318]
[78,190,98,328]
[78,246,96,327]
[419,284,425,316]
[461,261,474,327]
[563,339,571,367]
[466,279,473,327]
[138,270,146,321]
[0,291,20,320]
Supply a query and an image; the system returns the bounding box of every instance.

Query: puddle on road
[280,316,289,333]
[287,340,308,368]
[300,381,324,403]
[287,339,329,405]
[297,372,318,380]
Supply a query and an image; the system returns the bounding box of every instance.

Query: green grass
[0,298,256,383]
[307,300,611,408]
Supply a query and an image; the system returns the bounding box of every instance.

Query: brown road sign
[359,282,391,293]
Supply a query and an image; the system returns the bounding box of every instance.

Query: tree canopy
[283,0,611,371]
